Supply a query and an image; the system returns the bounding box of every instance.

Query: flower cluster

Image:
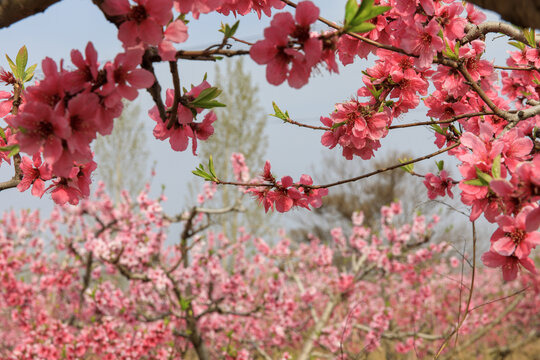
[247,161,328,212]
[102,0,189,60]
[250,1,333,88]
[320,99,391,160]
[148,81,216,154]
[6,43,154,204]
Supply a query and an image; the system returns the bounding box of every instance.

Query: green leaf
[208,155,216,178]
[399,157,414,173]
[190,87,225,109]
[365,5,391,20]
[192,87,221,104]
[180,297,191,311]
[508,41,526,51]
[464,178,485,186]
[523,28,537,48]
[23,63,37,83]
[224,20,240,38]
[15,46,28,81]
[0,128,6,142]
[0,144,19,158]
[5,55,17,78]
[331,121,347,129]
[191,100,226,109]
[349,22,376,34]
[436,160,444,172]
[491,154,501,179]
[475,167,492,185]
[344,0,359,25]
[430,123,446,135]
[270,101,289,120]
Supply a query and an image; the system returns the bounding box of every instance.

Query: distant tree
[93,102,149,203]
[194,58,270,239]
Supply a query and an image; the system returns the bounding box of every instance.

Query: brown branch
[278,116,330,131]
[388,112,496,129]
[315,142,460,189]
[0,0,61,29]
[167,61,181,129]
[494,65,539,71]
[462,21,540,45]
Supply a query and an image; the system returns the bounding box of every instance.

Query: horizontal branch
[388,112,496,130]
[354,324,444,341]
[315,142,460,189]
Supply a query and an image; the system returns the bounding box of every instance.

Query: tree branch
[465,1,540,29]
[0,0,61,29]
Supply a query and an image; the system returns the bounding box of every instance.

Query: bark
[0,0,61,29]
[467,0,540,29]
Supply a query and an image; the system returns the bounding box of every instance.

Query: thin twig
[167,61,181,129]
[435,221,476,359]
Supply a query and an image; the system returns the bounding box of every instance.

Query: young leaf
[523,28,537,48]
[344,0,359,26]
[475,167,492,185]
[436,160,444,172]
[5,55,17,78]
[349,22,376,34]
[508,41,526,51]
[16,46,28,79]
[331,121,347,129]
[23,63,37,83]
[0,128,5,142]
[0,144,19,158]
[399,157,414,173]
[464,178,485,186]
[208,155,216,178]
[270,102,289,120]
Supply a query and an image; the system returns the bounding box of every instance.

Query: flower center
[36,121,54,138]
[507,229,525,245]
[129,5,148,23]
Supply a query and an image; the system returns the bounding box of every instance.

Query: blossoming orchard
[0,0,539,358]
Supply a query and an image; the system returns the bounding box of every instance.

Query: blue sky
[0,0,506,219]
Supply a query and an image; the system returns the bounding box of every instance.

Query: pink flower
[400,19,444,69]
[158,20,189,61]
[103,0,173,47]
[423,170,454,199]
[490,207,540,259]
[7,101,70,165]
[103,49,155,101]
[17,155,52,197]
[0,91,13,117]
[66,42,100,92]
[482,250,537,281]
[320,99,391,160]
[250,1,322,88]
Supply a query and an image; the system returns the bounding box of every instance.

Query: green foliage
[191,87,226,109]
[270,102,290,121]
[399,157,414,173]
[343,0,390,33]
[5,45,36,85]
[192,156,218,182]
[219,20,240,39]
